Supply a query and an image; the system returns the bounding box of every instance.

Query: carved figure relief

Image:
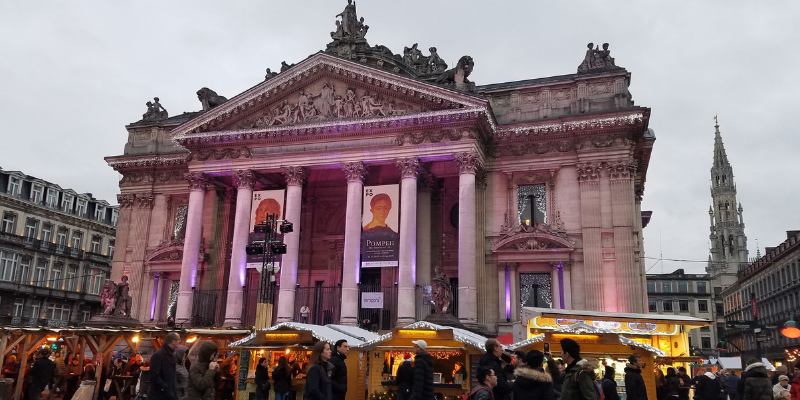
[430,265,452,314]
[577,43,620,73]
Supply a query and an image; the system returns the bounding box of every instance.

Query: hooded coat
[411,352,434,400]
[601,368,620,400]
[272,364,292,395]
[560,358,598,400]
[695,372,722,400]
[743,363,773,400]
[514,366,555,400]
[624,364,647,400]
[395,360,414,400]
[304,362,332,400]
[186,342,221,400]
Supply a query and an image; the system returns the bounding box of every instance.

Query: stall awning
[522,307,712,330]
[711,357,743,370]
[231,323,377,347]
[355,321,492,351]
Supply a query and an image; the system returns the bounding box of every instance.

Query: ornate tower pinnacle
[707,120,748,283]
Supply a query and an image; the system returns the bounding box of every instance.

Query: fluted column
[396,158,419,326]
[609,160,638,312]
[576,162,603,310]
[340,162,366,326]
[224,170,256,326]
[454,152,480,326]
[277,166,307,323]
[176,172,209,325]
[415,174,432,286]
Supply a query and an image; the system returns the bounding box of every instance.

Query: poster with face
[361,184,400,268]
[247,190,286,270]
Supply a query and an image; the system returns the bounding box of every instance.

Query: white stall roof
[231,323,376,347]
[356,321,491,351]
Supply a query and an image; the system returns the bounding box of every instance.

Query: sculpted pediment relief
[491,222,575,252]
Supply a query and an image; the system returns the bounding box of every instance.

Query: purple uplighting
[150,273,159,320]
[505,265,511,319]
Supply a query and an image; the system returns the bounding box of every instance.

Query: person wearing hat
[479,339,513,400]
[29,348,55,400]
[394,353,414,400]
[410,340,434,400]
[774,375,792,400]
[512,350,554,400]
[557,338,598,400]
[624,354,647,400]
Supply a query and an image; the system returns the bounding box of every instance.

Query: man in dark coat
[513,350,555,400]
[149,332,181,400]
[410,340,434,400]
[29,348,55,400]
[330,339,349,400]
[624,354,647,400]
[479,339,513,400]
[678,367,692,400]
[394,354,414,400]
[601,365,620,400]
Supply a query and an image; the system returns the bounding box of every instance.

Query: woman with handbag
[255,358,270,400]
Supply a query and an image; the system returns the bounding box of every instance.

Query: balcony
[4,316,74,327]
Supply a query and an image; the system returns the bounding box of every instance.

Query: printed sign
[421,286,433,305]
[361,292,384,308]
[361,184,399,268]
[247,190,286,270]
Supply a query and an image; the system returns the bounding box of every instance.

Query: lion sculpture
[436,55,474,85]
[197,87,228,111]
[100,280,118,315]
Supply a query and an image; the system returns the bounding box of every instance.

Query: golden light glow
[185,336,198,343]
[47,336,58,342]
[397,330,438,338]
[264,333,301,341]
[552,334,599,340]
[132,336,139,343]
[285,349,290,354]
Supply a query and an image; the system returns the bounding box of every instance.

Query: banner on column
[247,190,286,270]
[361,184,399,268]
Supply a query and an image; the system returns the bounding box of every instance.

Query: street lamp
[782,317,800,339]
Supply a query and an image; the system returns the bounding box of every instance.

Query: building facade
[707,121,749,341]
[0,167,118,326]
[106,4,655,333]
[646,269,715,353]
[722,230,800,360]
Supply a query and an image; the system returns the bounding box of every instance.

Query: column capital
[117,194,136,209]
[185,172,210,192]
[342,162,367,183]
[454,152,482,175]
[281,166,308,187]
[233,169,256,190]
[396,157,420,179]
[135,193,155,209]
[576,162,603,182]
[607,159,636,180]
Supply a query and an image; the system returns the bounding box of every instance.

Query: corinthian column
[454,152,481,326]
[396,158,419,326]
[576,162,603,310]
[176,172,209,325]
[277,166,307,323]
[223,170,255,327]
[340,162,366,326]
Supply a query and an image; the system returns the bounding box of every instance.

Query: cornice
[0,193,117,233]
[494,110,648,141]
[106,153,189,172]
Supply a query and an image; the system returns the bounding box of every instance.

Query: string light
[619,336,665,357]
[508,334,545,351]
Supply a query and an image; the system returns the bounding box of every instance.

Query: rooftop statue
[197,87,228,111]
[98,275,132,317]
[332,0,368,42]
[577,42,620,73]
[142,97,168,121]
[265,68,278,80]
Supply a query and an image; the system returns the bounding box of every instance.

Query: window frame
[0,251,19,282]
[648,299,657,312]
[698,299,709,312]
[71,231,82,249]
[662,300,674,311]
[31,184,44,203]
[678,281,689,293]
[661,281,672,293]
[697,282,707,294]
[24,218,38,239]
[94,206,105,222]
[1,212,17,234]
[76,198,87,216]
[46,190,59,208]
[61,194,74,213]
[679,300,690,312]
[7,176,21,196]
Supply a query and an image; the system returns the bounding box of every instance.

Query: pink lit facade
[106,52,654,334]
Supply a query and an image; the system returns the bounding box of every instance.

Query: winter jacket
[791,376,800,400]
[560,358,597,400]
[329,351,347,400]
[725,375,742,400]
[695,373,722,400]
[255,365,270,399]
[601,371,620,400]
[743,363,774,400]
[394,361,414,399]
[272,366,292,395]
[304,363,332,400]
[467,384,494,400]
[624,364,647,400]
[479,353,512,400]
[187,342,221,400]
[54,357,66,377]
[138,367,152,395]
[411,352,434,400]
[678,372,692,400]
[29,357,55,389]
[514,366,555,400]
[664,373,681,398]
[176,348,189,400]
[773,383,791,400]
[150,345,178,400]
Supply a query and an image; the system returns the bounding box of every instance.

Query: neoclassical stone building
[106,4,655,333]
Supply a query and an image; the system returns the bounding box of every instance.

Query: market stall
[229,323,377,400]
[357,321,490,400]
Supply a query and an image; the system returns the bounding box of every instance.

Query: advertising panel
[247,190,286,270]
[361,184,399,268]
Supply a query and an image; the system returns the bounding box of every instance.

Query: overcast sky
[2,1,798,274]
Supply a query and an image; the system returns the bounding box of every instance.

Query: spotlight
[271,243,287,254]
[246,245,264,255]
[280,222,293,234]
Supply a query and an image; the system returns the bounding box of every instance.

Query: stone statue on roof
[578,42,620,73]
[142,97,168,121]
[335,0,360,39]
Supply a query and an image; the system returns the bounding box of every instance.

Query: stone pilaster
[608,160,639,312]
[277,166,307,323]
[576,162,603,310]
[396,157,419,326]
[340,162,366,326]
[176,172,209,325]
[454,152,481,326]
[130,193,155,320]
[224,170,256,326]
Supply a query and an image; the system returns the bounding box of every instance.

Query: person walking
[149,332,181,400]
[513,350,555,400]
[558,338,597,400]
[330,340,349,400]
[394,354,414,400]
[467,366,497,400]
[724,370,742,400]
[176,347,190,400]
[479,339,513,400]
[601,366,620,400]
[304,341,333,400]
[624,354,647,400]
[28,348,55,400]
[410,340,434,400]
[272,357,292,400]
[695,370,722,400]
[254,358,270,400]
[187,341,221,400]
[743,359,772,400]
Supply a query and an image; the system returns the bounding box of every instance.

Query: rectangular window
[46,190,59,208]
[31,184,44,203]
[108,240,115,258]
[701,337,712,349]
[33,260,48,287]
[0,251,19,282]
[662,281,672,292]
[94,206,105,222]
[50,264,62,289]
[1,212,16,234]
[17,257,30,284]
[698,300,709,312]
[61,195,73,213]
[76,198,87,216]
[697,282,707,293]
[679,300,690,312]
[663,300,673,311]
[24,218,38,238]
[47,303,71,321]
[648,299,657,312]
[65,266,77,291]
[111,209,118,226]
[678,281,688,293]
[517,184,547,225]
[71,231,82,249]
[647,281,656,293]
[30,300,41,320]
[90,236,102,254]
[41,224,52,243]
[81,311,90,322]
[7,176,21,196]
[714,286,722,296]
[716,303,724,314]
[57,228,68,246]
[13,299,24,317]
[85,269,103,295]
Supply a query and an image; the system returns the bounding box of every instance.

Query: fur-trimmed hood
[745,362,768,377]
[704,372,716,380]
[578,358,599,372]
[514,366,552,385]
[624,363,642,375]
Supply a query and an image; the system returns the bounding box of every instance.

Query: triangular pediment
[491,222,575,252]
[171,53,493,142]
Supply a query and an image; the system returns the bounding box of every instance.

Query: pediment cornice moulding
[494,110,649,142]
[106,154,189,172]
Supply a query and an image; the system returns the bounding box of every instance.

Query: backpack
[575,371,605,400]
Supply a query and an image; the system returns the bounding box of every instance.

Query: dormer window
[61,195,74,213]
[7,177,21,196]
[111,209,118,226]
[46,190,59,208]
[31,184,44,203]
[76,198,87,216]
[95,206,106,222]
